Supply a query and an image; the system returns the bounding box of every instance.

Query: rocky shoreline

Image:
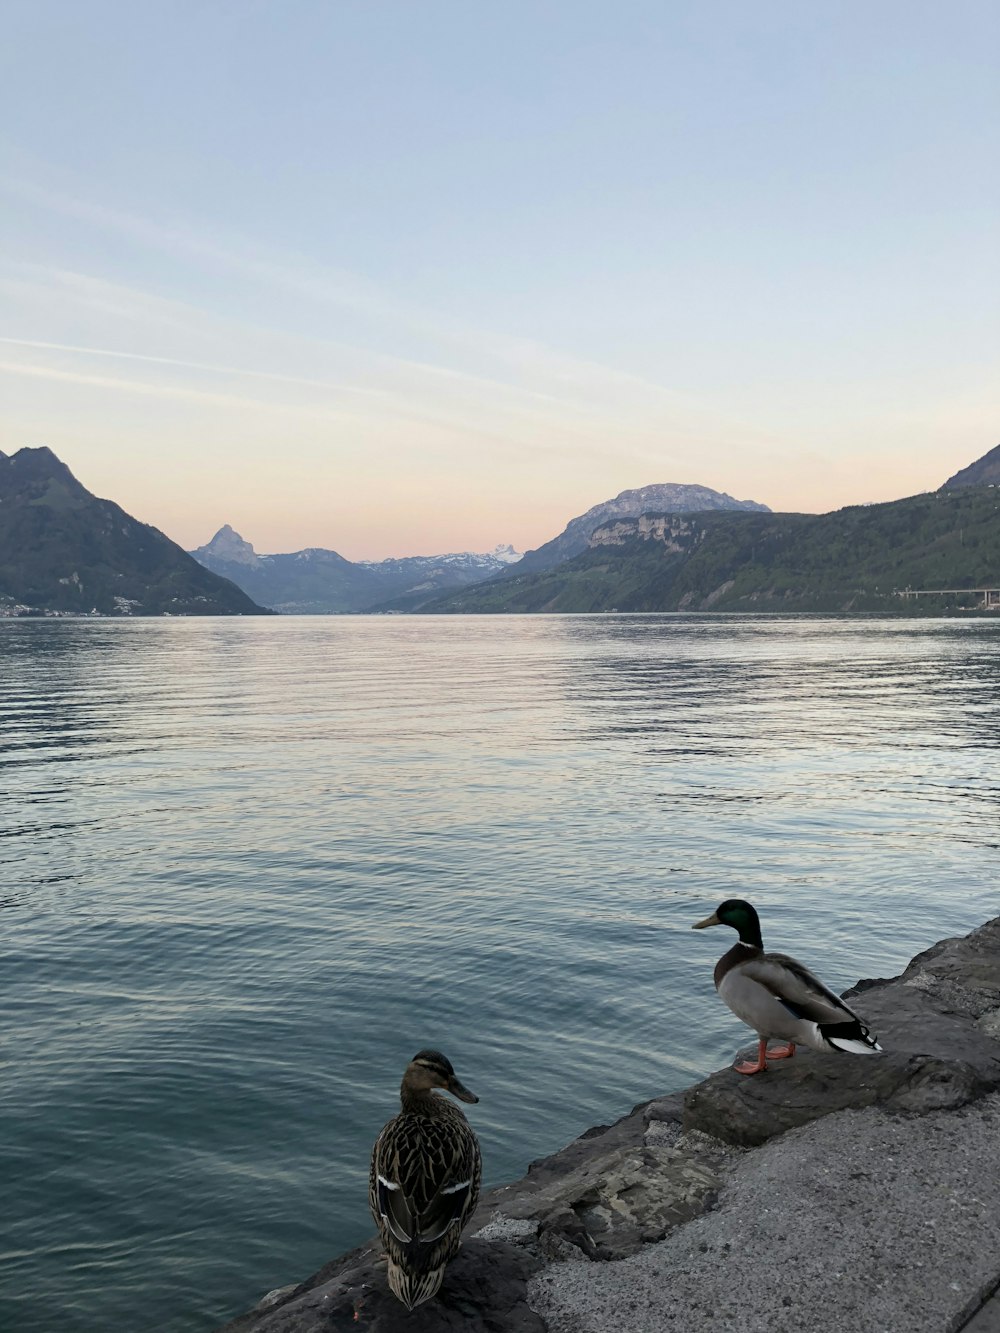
[218,916,1000,1333]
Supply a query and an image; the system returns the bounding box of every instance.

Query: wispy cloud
[0,334,397,401]
[0,174,775,452]
[0,256,773,481]
[1,168,818,558]
[0,357,415,426]
[0,263,610,427]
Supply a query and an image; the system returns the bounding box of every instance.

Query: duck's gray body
[715,940,881,1055]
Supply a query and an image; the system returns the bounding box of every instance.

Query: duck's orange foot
[767,1042,796,1060]
[734,1057,768,1075]
[734,1038,769,1075]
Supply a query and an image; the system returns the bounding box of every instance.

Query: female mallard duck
[369,1049,482,1310]
[693,899,882,1075]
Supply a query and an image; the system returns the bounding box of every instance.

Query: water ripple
[1,614,998,1331]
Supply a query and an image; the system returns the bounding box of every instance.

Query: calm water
[1,614,998,1332]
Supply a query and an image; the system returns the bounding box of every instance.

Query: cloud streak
[0,175,774,452]
[0,245,776,482]
[0,334,400,401]
[0,357,375,419]
[8,168,926,554]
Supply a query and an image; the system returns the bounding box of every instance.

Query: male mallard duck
[693,898,882,1075]
[369,1049,482,1310]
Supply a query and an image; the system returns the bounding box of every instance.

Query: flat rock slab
[532,1130,736,1261]
[529,1094,1000,1333]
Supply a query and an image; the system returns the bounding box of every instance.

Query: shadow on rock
[219,1239,544,1333]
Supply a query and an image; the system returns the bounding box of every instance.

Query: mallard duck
[369,1049,482,1309]
[693,898,882,1075]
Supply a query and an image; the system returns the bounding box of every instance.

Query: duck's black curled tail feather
[819,1017,882,1054]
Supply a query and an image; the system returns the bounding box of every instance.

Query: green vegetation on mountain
[423,487,1000,614]
[0,448,268,616]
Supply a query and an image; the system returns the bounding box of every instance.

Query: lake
[1,614,998,1332]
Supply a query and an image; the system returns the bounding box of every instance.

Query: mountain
[509,483,770,576]
[192,523,261,567]
[942,444,1000,489]
[190,528,523,613]
[356,544,523,611]
[422,486,1000,614]
[0,448,267,617]
[357,543,520,578]
[192,526,386,613]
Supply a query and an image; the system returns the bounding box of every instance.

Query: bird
[369,1048,482,1309]
[692,898,882,1075]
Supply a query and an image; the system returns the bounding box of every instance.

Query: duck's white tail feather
[827,1033,882,1054]
[819,1017,882,1054]
[387,1258,446,1310]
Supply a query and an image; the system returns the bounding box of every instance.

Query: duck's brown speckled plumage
[368,1051,481,1310]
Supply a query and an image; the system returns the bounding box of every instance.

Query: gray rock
[218,916,1000,1331]
[529,1093,1000,1333]
[218,1239,545,1333]
[534,1136,732,1261]
[965,1289,1000,1332]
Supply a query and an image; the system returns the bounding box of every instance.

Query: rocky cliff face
[588,514,700,552]
[511,483,769,576]
[218,915,1000,1333]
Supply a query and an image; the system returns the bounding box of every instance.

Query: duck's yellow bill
[692,911,721,929]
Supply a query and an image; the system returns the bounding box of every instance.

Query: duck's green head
[692,898,763,948]
[406,1048,479,1103]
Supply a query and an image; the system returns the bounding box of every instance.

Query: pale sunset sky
[1,1,997,559]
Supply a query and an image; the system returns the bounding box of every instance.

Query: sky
[1,1,998,560]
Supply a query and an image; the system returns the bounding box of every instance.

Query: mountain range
[188,483,768,612]
[0,448,266,617]
[424,448,1000,614]
[2,442,997,617]
[190,526,522,614]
